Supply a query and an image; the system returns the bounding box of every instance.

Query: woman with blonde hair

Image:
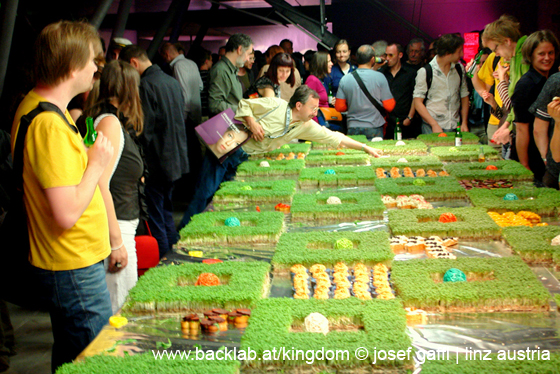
[83,60,145,313]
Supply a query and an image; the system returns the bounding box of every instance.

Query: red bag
[135,221,159,277]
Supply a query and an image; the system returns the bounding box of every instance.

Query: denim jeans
[145,180,177,258]
[32,261,112,373]
[347,126,384,140]
[178,148,248,230]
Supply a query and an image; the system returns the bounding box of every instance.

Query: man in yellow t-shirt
[472,51,503,149]
[10,21,114,372]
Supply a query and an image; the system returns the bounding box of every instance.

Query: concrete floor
[4,303,52,374]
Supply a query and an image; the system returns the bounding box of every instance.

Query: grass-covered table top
[123,261,271,313]
[304,153,371,166]
[290,191,385,222]
[444,160,534,181]
[370,155,443,170]
[56,352,241,374]
[271,231,393,271]
[298,166,376,188]
[430,145,500,162]
[417,131,479,145]
[502,225,560,265]
[213,180,296,206]
[467,187,560,216]
[241,298,411,368]
[236,159,305,177]
[367,139,428,155]
[388,207,500,239]
[178,211,285,246]
[374,176,466,200]
[391,257,551,312]
[248,143,311,159]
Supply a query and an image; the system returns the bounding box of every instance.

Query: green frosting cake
[467,187,560,216]
[298,166,376,189]
[213,180,296,207]
[444,160,534,181]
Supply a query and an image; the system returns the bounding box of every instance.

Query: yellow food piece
[488,211,542,227]
[109,316,128,329]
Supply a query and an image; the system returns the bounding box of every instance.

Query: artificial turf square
[290,191,385,222]
[430,144,500,162]
[388,207,501,239]
[468,187,560,216]
[123,261,271,313]
[213,180,296,207]
[298,166,376,189]
[304,153,371,166]
[178,211,285,246]
[248,143,311,159]
[271,231,393,271]
[236,159,305,177]
[56,352,241,374]
[417,131,479,145]
[366,139,428,155]
[503,225,560,265]
[374,176,466,200]
[391,257,551,312]
[444,160,534,181]
[312,135,368,149]
[241,298,411,367]
[370,155,444,171]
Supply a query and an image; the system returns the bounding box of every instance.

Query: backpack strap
[13,102,78,190]
[424,63,464,103]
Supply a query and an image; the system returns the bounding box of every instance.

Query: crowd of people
[1,14,560,373]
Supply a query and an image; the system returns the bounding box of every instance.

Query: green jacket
[507,35,530,126]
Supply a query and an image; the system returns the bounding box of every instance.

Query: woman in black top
[246,52,295,99]
[83,60,145,313]
[511,30,559,184]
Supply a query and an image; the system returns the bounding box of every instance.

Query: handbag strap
[351,70,387,117]
[13,102,77,190]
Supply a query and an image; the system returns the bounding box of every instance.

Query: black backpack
[423,63,464,103]
[0,102,76,308]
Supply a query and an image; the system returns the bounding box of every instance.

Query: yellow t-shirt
[477,52,503,126]
[11,90,110,271]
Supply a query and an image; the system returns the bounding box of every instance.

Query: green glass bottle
[466,50,483,78]
[394,118,402,141]
[454,122,462,147]
[327,83,333,105]
[84,116,97,147]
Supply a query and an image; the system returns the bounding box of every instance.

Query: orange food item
[438,213,457,223]
[256,206,261,212]
[335,151,345,156]
[275,203,291,213]
[486,165,498,170]
[438,133,448,137]
[286,152,295,160]
[195,273,220,286]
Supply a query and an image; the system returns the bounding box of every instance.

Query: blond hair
[34,21,102,86]
[482,15,522,44]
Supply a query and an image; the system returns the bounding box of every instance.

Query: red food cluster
[438,133,448,137]
[195,273,220,286]
[275,203,291,213]
[438,213,457,223]
[485,165,498,170]
[335,152,345,156]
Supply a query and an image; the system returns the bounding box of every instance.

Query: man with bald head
[335,44,395,139]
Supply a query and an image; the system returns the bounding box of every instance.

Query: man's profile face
[485,39,514,61]
[74,44,98,94]
[408,42,423,64]
[450,46,464,63]
[236,45,254,68]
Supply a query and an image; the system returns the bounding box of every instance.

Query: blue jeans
[347,126,384,140]
[178,148,248,230]
[32,262,112,373]
[145,180,176,258]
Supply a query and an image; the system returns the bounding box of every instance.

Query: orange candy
[438,133,448,137]
[195,273,220,286]
[486,165,498,170]
[438,213,457,223]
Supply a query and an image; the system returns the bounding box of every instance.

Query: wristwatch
[406,116,413,121]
